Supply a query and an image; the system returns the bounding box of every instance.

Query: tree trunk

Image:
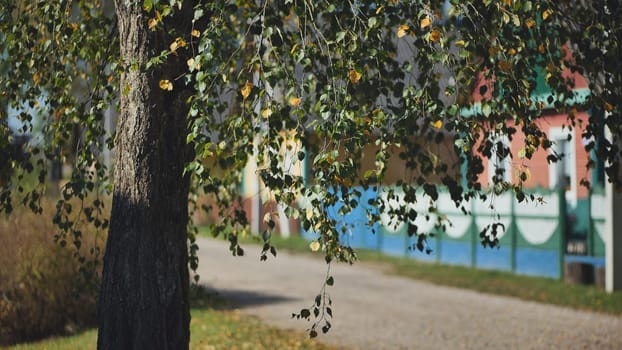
[98,2,194,349]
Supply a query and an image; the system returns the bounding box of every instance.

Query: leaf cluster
[1,0,621,337]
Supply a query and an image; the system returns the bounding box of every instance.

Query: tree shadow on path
[190,284,298,311]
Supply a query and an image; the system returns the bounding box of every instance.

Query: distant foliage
[0,202,104,345]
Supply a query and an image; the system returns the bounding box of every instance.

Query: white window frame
[549,127,577,207]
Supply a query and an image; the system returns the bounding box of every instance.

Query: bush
[0,201,105,346]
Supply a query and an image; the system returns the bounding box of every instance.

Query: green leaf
[482,103,492,117]
[335,31,346,42]
[193,8,204,20]
[368,16,377,28]
[143,0,153,11]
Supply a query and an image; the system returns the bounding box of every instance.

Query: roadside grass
[6,330,97,350]
[203,228,622,316]
[6,286,337,350]
[187,287,337,350]
[355,250,622,315]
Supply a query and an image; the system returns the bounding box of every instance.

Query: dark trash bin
[564,262,594,285]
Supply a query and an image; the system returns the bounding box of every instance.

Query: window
[549,127,577,205]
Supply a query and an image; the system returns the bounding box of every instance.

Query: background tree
[1,0,620,349]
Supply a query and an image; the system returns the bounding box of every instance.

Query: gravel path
[196,237,622,349]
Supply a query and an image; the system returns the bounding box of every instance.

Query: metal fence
[301,186,606,279]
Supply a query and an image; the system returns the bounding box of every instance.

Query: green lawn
[6,330,98,350]
[7,287,338,350]
[216,229,622,316]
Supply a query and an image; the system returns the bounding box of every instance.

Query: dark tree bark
[97,2,195,349]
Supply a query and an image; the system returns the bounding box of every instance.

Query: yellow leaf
[309,241,320,252]
[503,0,512,5]
[289,96,301,107]
[432,120,443,129]
[170,41,179,52]
[343,178,352,187]
[542,9,552,20]
[348,69,362,84]
[545,72,552,82]
[261,108,272,119]
[170,37,186,53]
[187,58,200,71]
[502,12,510,24]
[545,62,555,73]
[32,72,40,85]
[375,5,384,14]
[305,208,313,220]
[498,60,512,72]
[148,18,158,30]
[397,24,409,38]
[523,168,532,181]
[518,147,526,159]
[507,48,517,56]
[429,29,441,43]
[538,43,545,53]
[159,79,173,91]
[191,29,200,37]
[525,18,535,29]
[420,17,432,29]
[455,39,466,47]
[240,81,252,99]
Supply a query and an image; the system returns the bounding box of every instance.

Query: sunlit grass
[7,287,338,350]
[7,330,97,350]
[188,287,337,350]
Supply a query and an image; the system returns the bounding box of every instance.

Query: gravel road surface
[196,237,622,349]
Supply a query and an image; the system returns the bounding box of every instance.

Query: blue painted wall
[300,186,605,279]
